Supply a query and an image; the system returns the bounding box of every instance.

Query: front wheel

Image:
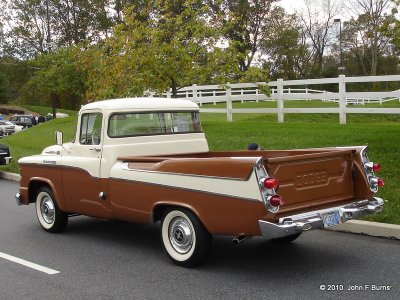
[35,186,68,233]
[161,208,212,267]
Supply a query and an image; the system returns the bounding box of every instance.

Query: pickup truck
[16,98,385,267]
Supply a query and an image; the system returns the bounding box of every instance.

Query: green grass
[22,105,78,117]
[1,104,399,225]
[0,116,77,174]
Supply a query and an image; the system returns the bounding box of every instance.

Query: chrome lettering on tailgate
[295,171,328,188]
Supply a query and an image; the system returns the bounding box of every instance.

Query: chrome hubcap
[169,217,193,254]
[41,196,55,224]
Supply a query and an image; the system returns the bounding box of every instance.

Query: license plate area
[322,210,341,228]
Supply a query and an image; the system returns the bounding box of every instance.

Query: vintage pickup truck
[16,98,385,267]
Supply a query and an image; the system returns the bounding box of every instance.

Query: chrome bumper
[259,197,384,239]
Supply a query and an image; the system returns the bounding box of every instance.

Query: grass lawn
[1,103,399,225]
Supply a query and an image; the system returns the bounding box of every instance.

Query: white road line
[0,252,60,275]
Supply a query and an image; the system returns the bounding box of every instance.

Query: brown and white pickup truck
[16,98,385,267]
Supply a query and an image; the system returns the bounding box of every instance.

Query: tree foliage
[261,7,312,79]
[0,0,398,107]
[23,46,86,109]
[84,0,240,100]
[345,0,394,75]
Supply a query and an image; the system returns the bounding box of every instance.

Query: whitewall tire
[35,187,68,233]
[161,208,211,267]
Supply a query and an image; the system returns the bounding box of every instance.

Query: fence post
[277,79,284,123]
[226,83,233,122]
[192,84,199,105]
[166,89,172,98]
[255,86,259,103]
[338,75,346,124]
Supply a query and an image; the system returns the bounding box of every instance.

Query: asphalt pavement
[1,179,399,300]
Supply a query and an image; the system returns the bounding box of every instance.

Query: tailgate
[266,149,355,216]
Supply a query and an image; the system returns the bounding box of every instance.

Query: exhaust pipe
[232,235,250,245]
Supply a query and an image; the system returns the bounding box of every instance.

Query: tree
[345,0,394,75]
[0,71,9,104]
[261,7,312,79]
[3,0,114,58]
[84,0,239,100]
[384,0,400,50]
[298,0,342,77]
[23,47,86,109]
[218,0,278,75]
[52,0,113,45]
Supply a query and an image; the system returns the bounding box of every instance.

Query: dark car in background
[0,144,11,165]
[8,115,36,129]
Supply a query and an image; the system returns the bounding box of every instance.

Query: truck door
[61,112,111,218]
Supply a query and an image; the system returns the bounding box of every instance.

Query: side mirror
[56,130,63,145]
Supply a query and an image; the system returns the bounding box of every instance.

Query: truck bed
[118,147,372,221]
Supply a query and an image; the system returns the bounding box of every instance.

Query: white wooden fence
[158,75,400,124]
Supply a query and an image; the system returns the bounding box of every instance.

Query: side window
[80,113,103,145]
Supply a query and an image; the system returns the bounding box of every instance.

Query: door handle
[89,148,101,152]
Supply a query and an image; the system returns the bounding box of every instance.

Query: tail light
[378,178,385,187]
[268,195,284,207]
[261,177,279,189]
[365,162,381,173]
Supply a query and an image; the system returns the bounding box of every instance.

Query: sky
[278,0,306,13]
[277,0,352,21]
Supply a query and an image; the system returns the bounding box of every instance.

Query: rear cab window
[108,111,202,138]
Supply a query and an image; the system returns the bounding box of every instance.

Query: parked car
[46,112,69,121]
[0,143,11,165]
[8,115,36,129]
[11,121,24,133]
[0,120,16,135]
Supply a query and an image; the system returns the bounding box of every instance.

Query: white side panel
[110,162,262,201]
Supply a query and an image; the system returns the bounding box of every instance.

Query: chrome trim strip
[259,197,384,239]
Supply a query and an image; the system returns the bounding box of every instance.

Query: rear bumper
[259,197,384,239]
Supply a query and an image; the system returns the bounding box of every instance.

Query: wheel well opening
[152,205,199,224]
[28,181,50,203]
[153,205,169,223]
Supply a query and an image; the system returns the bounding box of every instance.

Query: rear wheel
[161,208,211,267]
[35,186,68,233]
[270,233,302,243]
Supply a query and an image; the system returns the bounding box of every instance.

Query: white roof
[81,97,199,112]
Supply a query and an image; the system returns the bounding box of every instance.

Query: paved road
[0,179,399,300]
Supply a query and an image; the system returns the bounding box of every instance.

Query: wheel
[161,208,212,267]
[35,186,68,233]
[270,233,302,244]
